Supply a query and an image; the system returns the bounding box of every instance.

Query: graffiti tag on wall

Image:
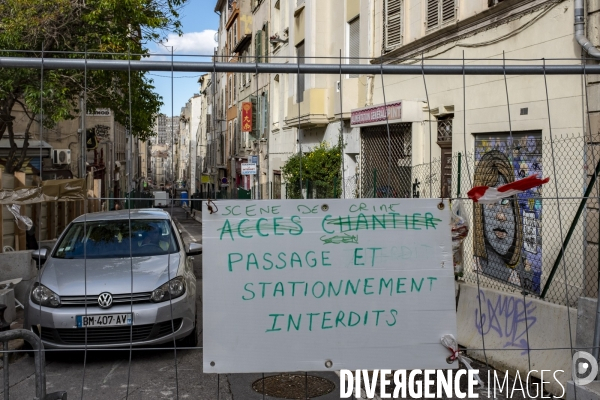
[474,290,537,355]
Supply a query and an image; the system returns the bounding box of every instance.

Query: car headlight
[151,277,186,303]
[31,283,61,308]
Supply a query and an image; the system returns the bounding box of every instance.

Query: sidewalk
[181,204,202,224]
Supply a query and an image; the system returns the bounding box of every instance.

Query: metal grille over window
[384,0,402,51]
[437,118,452,142]
[360,123,412,198]
[348,17,360,78]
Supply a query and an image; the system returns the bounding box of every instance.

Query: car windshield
[53,219,179,259]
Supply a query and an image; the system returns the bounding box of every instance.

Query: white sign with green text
[203,199,457,373]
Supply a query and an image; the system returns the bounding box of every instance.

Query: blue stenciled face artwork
[473,150,526,289]
[473,134,543,294]
[482,175,517,263]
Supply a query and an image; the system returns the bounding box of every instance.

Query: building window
[233,19,237,47]
[273,0,280,35]
[241,51,247,86]
[261,92,268,137]
[384,0,402,52]
[436,115,453,143]
[255,30,263,63]
[254,24,269,63]
[228,121,233,156]
[228,75,233,106]
[262,23,269,63]
[234,118,238,153]
[273,75,280,124]
[296,41,305,103]
[427,0,456,30]
[348,17,360,78]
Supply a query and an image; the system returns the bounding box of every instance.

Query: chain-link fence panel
[407,133,598,307]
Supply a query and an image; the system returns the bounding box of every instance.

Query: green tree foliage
[281,142,342,199]
[0,0,187,173]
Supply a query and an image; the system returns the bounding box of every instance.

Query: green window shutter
[256,30,263,63]
[254,32,259,63]
[264,96,269,138]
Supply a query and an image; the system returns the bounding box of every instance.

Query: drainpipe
[575,0,600,58]
[575,0,600,369]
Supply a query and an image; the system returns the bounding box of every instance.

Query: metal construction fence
[0,50,599,400]
[196,132,599,309]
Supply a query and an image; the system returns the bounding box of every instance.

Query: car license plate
[76,314,132,328]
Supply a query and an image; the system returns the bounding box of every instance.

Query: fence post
[373,169,377,198]
[457,152,462,198]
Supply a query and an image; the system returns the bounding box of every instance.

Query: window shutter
[427,0,439,29]
[256,30,263,63]
[349,17,360,78]
[254,32,259,63]
[234,20,237,47]
[442,0,455,22]
[262,92,269,137]
[384,0,402,51]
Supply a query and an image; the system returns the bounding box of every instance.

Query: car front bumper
[25,292,195,349]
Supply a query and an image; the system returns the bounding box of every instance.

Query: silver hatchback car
[25,209,201,349]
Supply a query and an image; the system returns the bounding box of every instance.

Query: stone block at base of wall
[0,251,38,307]
[577,297,597,354]
[457,282,576,398]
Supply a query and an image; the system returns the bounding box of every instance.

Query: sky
[147,1,219,116]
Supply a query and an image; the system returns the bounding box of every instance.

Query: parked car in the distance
[25,209,202,349]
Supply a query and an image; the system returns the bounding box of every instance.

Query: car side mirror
[186,242,202,256]
[31,248,48,267]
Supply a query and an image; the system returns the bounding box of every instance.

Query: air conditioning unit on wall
[52,149,71,165]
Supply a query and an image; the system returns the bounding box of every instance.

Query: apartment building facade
[198,74,211,196]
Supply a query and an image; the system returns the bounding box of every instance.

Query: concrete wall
[457,282,577,397]
[576,297,597,354]
[0,251,38,306]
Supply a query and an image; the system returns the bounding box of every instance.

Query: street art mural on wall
[473,132,543,294]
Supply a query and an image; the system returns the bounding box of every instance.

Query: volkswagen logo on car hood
[98,292,113,308]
